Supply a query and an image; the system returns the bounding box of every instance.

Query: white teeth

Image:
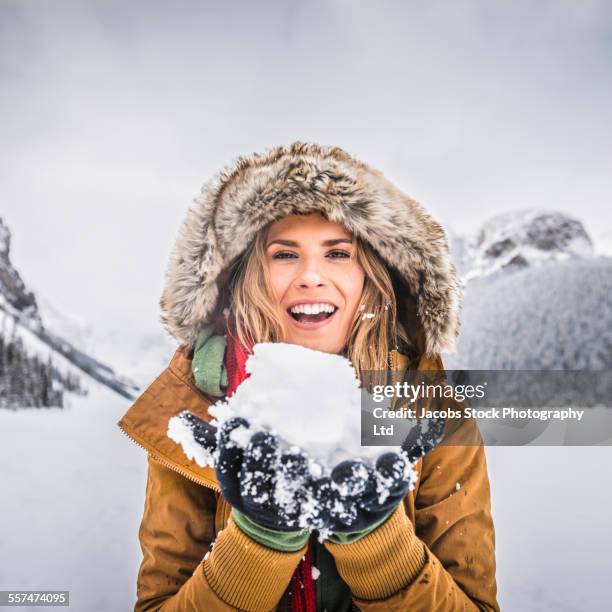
[289,303,336,314]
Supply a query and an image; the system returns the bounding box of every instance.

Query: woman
[118,142,499,611]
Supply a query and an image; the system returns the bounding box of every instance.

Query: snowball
[169,342,421,539]
[208,342,404,473]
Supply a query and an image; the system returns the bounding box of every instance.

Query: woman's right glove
[209,415,311,532]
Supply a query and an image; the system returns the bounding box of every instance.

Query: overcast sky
[1,0,611,349]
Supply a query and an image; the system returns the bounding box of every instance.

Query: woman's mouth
[286,302,338,329]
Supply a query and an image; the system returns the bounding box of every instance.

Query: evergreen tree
[0,326,86,409]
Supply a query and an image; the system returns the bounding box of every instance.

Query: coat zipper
[117,421,220,493]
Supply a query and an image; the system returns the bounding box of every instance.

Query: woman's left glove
[301,451,411,533]
[302,415,446,534]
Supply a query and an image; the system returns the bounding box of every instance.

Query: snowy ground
[486,445,611,610]
[0,383,146,611]
[0,388,610,610]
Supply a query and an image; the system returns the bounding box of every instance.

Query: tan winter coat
[118,347,498,611]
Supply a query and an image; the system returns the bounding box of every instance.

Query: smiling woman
[118,141,499,612]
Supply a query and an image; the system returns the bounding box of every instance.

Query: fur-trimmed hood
[160,142,461,357]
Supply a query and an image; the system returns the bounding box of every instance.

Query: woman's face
[265,213,365,354]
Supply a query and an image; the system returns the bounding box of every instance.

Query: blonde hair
[218,218,412,381]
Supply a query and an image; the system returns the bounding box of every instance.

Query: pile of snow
[214,343,400,467]
[173,342,406,470]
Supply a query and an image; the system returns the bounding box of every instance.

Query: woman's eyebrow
[266,238,352,248]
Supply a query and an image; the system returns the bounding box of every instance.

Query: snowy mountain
[0,218,41,325]
[451,209,593,282]
[0,217,139,406]
[35,292,176,391]
[445,209,610,370]
[445,257,612,369]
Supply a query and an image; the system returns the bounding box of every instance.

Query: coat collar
[117,347,444,491]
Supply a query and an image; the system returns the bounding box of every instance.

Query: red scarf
[223,317,316,612]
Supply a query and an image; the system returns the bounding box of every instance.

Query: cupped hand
[301,415,446,533]
[192,414,311,531]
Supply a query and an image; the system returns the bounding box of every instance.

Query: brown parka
[118,348,498,611]
[117,142,499,611]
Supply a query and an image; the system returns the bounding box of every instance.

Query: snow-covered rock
[460,209,593,282]
[0,217,42,329]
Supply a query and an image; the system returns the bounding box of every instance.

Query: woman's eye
[272,251,298,259]
[327,250,351,259]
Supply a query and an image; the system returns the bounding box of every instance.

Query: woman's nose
[295,259,327,288]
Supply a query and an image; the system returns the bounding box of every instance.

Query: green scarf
[191,324,228,398]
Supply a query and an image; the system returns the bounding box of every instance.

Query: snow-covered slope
[36,293,175,391]
[0,217,139,402]
[35,293,96,356]
[445,257,612,370]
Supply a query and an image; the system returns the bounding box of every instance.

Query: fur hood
[159,142,461,357]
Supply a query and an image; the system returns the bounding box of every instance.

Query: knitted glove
[216,416,311,531]
[175,411,444,536]
[303,415,446,534]
[181,412,311,532]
